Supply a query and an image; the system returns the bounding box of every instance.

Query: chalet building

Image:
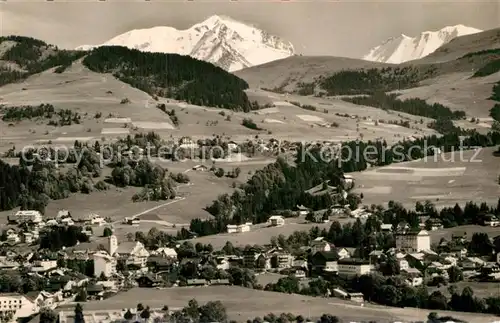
[270,252,293,269]
[136,274,161,288]
[0,293,37,320]
[267,215,285,227]
[310,251,339,274]
[337,258,374,277]
[227,223,251,234]
[395,230,431,252]
[9,210,42,224]
[310,237,332,254]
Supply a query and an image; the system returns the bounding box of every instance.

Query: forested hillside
[0,36,85,86]
[343,92,467,134]
[0,36,252,111]
[82,46,252,111]
[292,66,436,96]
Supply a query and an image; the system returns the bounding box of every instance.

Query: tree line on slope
[489,81,500,126]
[464,49,500,78]
[81,46,252,111]
[342,92,466,121]
[294,66,437,96]
[190,130,500,237]
[0,36,86,86]
[1,103,82,126]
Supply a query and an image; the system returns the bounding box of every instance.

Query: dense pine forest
[82,46,251,111]
[343,92,466,121]
[489,81,500,123]
[294,66,435,96]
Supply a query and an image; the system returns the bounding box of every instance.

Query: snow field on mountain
[76,15,294,72]
[364,24,482,63]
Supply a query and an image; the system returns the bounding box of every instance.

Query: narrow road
[112,197,186,225]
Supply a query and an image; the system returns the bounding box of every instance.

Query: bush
[242,118,262,130]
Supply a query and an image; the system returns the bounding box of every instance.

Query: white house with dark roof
[268,215,285,227]
[114,241,150,268]
[11,210,42,224]
[0,293,37,320]
[93,251,116,277]
[310,237,332,254]
[395,229,431,252]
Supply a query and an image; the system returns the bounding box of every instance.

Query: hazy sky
[1,0,499,58]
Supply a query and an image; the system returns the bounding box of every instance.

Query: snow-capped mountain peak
[76,15,295,72]
[363,24,482,64]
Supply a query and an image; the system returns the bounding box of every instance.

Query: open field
[234,56,390,91]
[353,147,500,209]
[0,61,444,152]
[56,286,498,323]
[395,71,500,117]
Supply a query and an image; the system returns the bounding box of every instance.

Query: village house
[215,257,231,271]
[395,229,431,252]
[310,251,339,273]
[179,136,197,149]
[402,268,423,286]
[270,251,294,269]
[267,215,285,227]
[337,258,373,277]
[341,174,354,190]
[242,247,262,268]
[56,210,70,220]
[60,217,75,226]
[380,224,393,232]
[115,241,150,269]
[227,141,238,152]
[399,259,410,271]
[335,247,354,259]
[192,164,208,171]
[226,223,251,234]
[147,256,174,273]
[123,217,140,226]
[93,251,117,277]
[10,210,43,224]
[26,290,60,309]
[22,232,34,244]
[0,293,37,320]
[296,205,310,216]
[310,237,332,254]
[151,247,177,259]
[5,229,20,245]
[427,218,444,231]
[30,260,58,273]
[0,257,20,270]
[136,274,161,288]
[484,214,500,227]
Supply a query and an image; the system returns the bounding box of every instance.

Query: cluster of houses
[3,204,500,323]
[1,210,111,247]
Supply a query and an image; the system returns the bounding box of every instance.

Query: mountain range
[363,24,482,64]
[76,15,295,72]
